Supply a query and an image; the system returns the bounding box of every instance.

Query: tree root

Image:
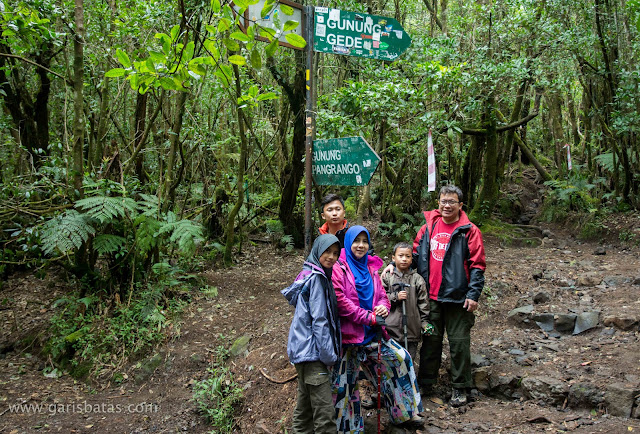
[260,367,297,384]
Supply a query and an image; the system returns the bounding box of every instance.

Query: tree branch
[0,53,73,85]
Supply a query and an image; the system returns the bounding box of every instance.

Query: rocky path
[1,231,640,433]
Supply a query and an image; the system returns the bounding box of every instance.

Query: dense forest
[1,0,640,422]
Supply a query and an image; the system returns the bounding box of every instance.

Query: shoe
[450,387,467,407]
[394,415,425,429]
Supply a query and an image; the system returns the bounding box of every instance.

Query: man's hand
[373,305,388,317]
[463,298,478,312]
[397,290,407,301]
[381,263,394,276]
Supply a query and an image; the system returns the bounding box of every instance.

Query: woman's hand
[373,305,388,317]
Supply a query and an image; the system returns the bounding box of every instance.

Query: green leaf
[223,38,240,51]
[205,24,217,35]
[230,31,251,42]
[283,20,299,31]
[265,38,278,57]
[188,60,207,76]
[234,0,249,10]
[159,76,177,89]
[256,92,277,101]
[183,41,195,62]
[116,48,131,68]
[259,27,276,41]
[170,24,181,42]
[211,0,221,13]
[218,18,231,32]
[280,4,294,15]
[105,68,126,78]
[250,49,261,69]
[285,33,306,48]
[260,0,276,19]
[228,55,246,66]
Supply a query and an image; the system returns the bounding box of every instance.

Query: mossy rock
[229,335,251,357]
[70,360,93,379]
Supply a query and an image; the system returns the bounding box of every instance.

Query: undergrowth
[192,346,243,432]
[45,262,202,379]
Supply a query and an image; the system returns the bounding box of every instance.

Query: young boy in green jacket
[382,242,430,362]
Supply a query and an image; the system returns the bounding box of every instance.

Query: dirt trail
[1,229,640,433]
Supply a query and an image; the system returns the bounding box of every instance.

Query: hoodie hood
[281,262,325,306]
[423,208,472,230]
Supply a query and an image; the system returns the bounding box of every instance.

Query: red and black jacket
[413,209,486,303]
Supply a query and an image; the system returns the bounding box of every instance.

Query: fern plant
[41,210,95,256]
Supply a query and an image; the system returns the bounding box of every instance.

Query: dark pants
[418,300,475,389]
[293,361,335,434]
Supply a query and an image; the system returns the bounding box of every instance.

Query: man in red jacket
[413,185,486,407]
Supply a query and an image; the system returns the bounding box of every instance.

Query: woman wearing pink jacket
[331,226,424,432]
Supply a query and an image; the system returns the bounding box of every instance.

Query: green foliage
[41,210,95,256]
[541,176,602,222]
[192,358,242,432]
[46,264,190,378]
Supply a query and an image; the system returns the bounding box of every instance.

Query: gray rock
[508,305,534,325]
[533,292,551,304]
[604,382,639,417]
[489,373,521,399]
[555,278,575,287]
[600,327,616,336]
[602,276,631,287]
[568,382,604,408]
[573,311,600,335]
[602,315,639,331]
[532,270,544,280]
[633,276,640,286]
[634,397,640,419]
[471,353,490,368]
[532,313,555,332]
[542,229,555,238]
[521,376,569,405]
[577,273,601,287]
[230,334,251,357]
[515,356,533,366]
[593,246,606,255]
[554,313,577,333]
[508,348,525,356]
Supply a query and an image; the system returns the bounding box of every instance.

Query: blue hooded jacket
[282,237,341,366]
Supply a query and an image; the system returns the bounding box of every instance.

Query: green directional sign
[313,7,411,61]
[312,136,381,186]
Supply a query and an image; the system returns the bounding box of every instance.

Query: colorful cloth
[332,338,423,433]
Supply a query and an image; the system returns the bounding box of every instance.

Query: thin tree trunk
[160,91,187,212]
[224,63,248,265]
[72,0,85,197]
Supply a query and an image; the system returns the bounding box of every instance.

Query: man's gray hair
[439,185,463,202]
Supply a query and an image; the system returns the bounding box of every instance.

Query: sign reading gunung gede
[312,136,381,186]
[313,7,411,61]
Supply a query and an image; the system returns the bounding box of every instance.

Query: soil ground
[2,220,640,433]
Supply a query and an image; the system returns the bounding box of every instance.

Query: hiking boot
[394,415,425,429]
[450,388,467,407]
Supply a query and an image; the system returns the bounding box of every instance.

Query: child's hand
[381,263,394,276]
[373,305,388,317]
[397,290,407,301]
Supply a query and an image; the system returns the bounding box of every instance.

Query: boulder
[577,273,601,287]
[533,292,551,304]
[521,376,569,406]
[532,313,555,332]
[472,367,490,392]
[593,246,606,255]
[602,315,639,331]
[507,305,534,325]
[604,382,639,417]
[230,334,251,357]
[554,313,577,333]
[471,353,490,368]
[568,382,604,408]
[488,373,521,399]
[573,311,600,335]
